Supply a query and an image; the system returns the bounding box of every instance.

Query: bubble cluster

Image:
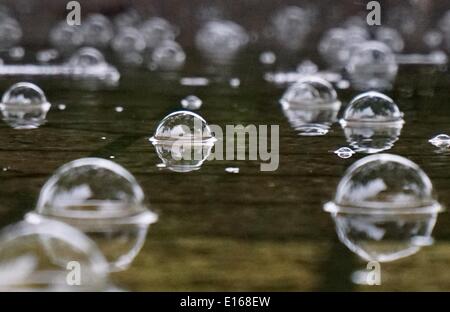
[0,82,51,129]
[324,154,442,262]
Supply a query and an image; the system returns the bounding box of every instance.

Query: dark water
[0,50,449,291]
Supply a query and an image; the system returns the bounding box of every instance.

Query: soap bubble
[340,92,403,153]
[270,6,312,50]
[280,76,340,109]
[0,17,23,49]
[111,27,146,55]
[324,154,442,262]
[150,111,215,172]
[375,27,404,53]
[139,17,177,49]
[0,217,109,291]
[195,20,248,61]
[319,27,368,69]
[346,41,398,90]
[34,158,158,271]
[0,82,51,129]
[342,91,403,125]
[151,40,186,71]
[429,134,450,148]
[280,77,341,136]
[49,22,83,52]
[82,14,114,48]
[150,111,215,143]
[181,95,202,110]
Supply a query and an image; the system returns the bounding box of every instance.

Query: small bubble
[8,46,25,60]
[429,134,450,148]
[101,136,106,140]
[181,95,202,110]
[109,155,115,159]
[334,147,355,159]
[115,106,124,113]
[225,167,239,174]
[296,60,318,75]
[336,80,350,90]
[180,77,210,86]
[259,51,276,64]
[57,104,66,110]
[229,78,240,88]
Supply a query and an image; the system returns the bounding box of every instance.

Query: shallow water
[0,50,449,291]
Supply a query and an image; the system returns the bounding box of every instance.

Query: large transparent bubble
[346,41,398,90]
[342,91,403,124]
[67,47,107,68]
[324,154,442,262]
[0,217,109,291]
[34,158,157,271]
[150,111,215,143]
[0,82,51,129]
[195,20,248,61]
[280,76,340,109]
[0,17,22,49]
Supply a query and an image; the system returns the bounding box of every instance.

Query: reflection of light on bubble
[33,158,158,272]
[324,154,442,263]
[429,134,450,148]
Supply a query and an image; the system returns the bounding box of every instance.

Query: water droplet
[34,158,157,271]
[0,82,51,129]
[229,78,240,88]
[346,41,398,90]
[334,147,355,159]
[429,134,450,148]
[324,154,442,262]
[115,106,124,113]
[225,167,240,174]
[259,51,276,65]
[181,95,202,110]
[0,218,110,291]
[67,47,107,68]
[151,40,185,71]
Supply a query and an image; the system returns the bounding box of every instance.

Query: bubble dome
[0,17,23,49]
[34,158,157,271]
[151,40,186,71]
[140,17,177,49]
[81,14,114,48]
[325,154,441,214]
[0,82,51,129]
[111,27,146,54]
[341,91,404,125]
[49,21,83,52]
[280,76,341,109]
[346,41,398,90]
[324,154,442,262]
[67,47,107,68]
[0,217,109,291]
[150,111,215,143]
[195,20,248,60]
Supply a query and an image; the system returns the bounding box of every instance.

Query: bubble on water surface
[324,154,442,262]
[375,27,404,52]
[0,217,109,291]
[180,77,210,86]
[57,104,66,111]
[334,147,355,159]
[150,111,215,143]
[0,17,22,49]
[8,46,25,61]
[49,22,83,52]
[0,82,51,129]
[68,47,107,68]
[229,78,240,88]
[151,40,185,71]
[195,20,248,61]
[429,134,450,148]
[139,17,178,49]
[181,95,202,110]
[82,14,114,48]
[115,106,124,113]
[346,41,398,90]
[111,27,146,55]
[296,60,318,75]
[280,76,340,109]
[225,167,239,174]
[36,49,59,63]
[34,158,157,271]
